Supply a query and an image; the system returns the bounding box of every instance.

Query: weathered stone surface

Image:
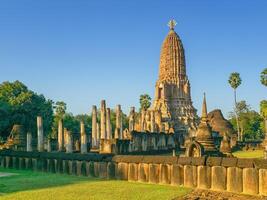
[227,167,243,193]
[115,105,123,139]
[0,156,4,168]
[81,161,87,176]
[76,161,82,176]
[91,105,98,149]
[13,157,19,169]
[184,165,197,188]
[211,166,226,191]
[237,158,254,168]
[98,162,107,178]
[171,164,183,186]
[143,156,177,164]
[32,158,38,171]
[197,165,211,189]
[149,164,160,184]
[254,159,267,169]
[116,162,128,180]
[138,163,149,182]
[107,162,115,179]
[80,121,87,154]
[259,169,267,196]
[94,162,100,177]
[100,100,107,140]
[88,161,95,177]
[106,108,112,140]
[178,157,192,165]
[128,163,138,181]
[65,129,73,153]
[25,158,32,170]
[206,157,222,167]
[58,119,64,151]
[207,109,235,137]
[243,168,259,195]
[191,157,206,166]
[26,132,32,152]
[55,159,63,173]
[221,157,237,167]
[49,159,56,173]
[159,164,170,184]
[112,155,144,163]
[37,116,44,152]
[69,160,77,175]
[62,160,69,174]
[5,156,11,168]
[152,21,197,133]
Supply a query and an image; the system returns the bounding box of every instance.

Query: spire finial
[168,19,177,30]
[202,92,208,119]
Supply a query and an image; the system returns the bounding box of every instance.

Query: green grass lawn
[0,167,191,200]
[233,149,264,158]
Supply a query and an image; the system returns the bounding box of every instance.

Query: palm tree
[260,69,267,151]
[139,94,152,111]
[260,68,267,87]
[228,72,242,141]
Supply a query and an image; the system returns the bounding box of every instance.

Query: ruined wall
[0,150,266,197]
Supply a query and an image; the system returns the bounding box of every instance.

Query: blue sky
[0,0,266,117]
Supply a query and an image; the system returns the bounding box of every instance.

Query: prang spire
[202,93,208,120]
[168,19,177,30]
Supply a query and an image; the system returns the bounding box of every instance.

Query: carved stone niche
[185,141,204,157]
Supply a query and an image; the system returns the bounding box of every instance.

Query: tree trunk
[234,89,241,141]
[264,118,267,142]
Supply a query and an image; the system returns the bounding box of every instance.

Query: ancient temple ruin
[131,20,197,142]
[151,20,197,136]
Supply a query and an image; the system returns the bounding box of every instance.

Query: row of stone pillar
[27,116,88,154]
[91,100,126,150]
[26,101,136,153]
[59,121,88,154]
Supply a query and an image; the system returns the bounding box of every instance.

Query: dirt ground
[174,189,267,200]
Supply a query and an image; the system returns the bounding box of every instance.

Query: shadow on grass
[0,167,103,194]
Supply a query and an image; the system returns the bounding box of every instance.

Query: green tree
[260,100,267,138]
[54,101,67,119]
[50,101,67,139]
[0,100,11,137]
[63,113,80,133]
[228,72,242,140]
[260,68,267,86]
[229,101,264,141]
[260,68,267,143]
[139,94,151,111]
[76,114,92,134]
[0,81,53,139]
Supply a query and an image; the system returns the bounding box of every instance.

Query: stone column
[26,132,32,152]
[155,111,162,132]
[100,100,107,139]
[106,108,112,140]
[80,121,87,154]
[65,129,73,153]
[116,105,123,139]
[58,119,64,151]
[47,139,51,152]
[96,122,100,146]
[140,109,146,132]
[150,111,155,132]
[92,105,97,148]
[129,107,135,132]
[37,116,44,152]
